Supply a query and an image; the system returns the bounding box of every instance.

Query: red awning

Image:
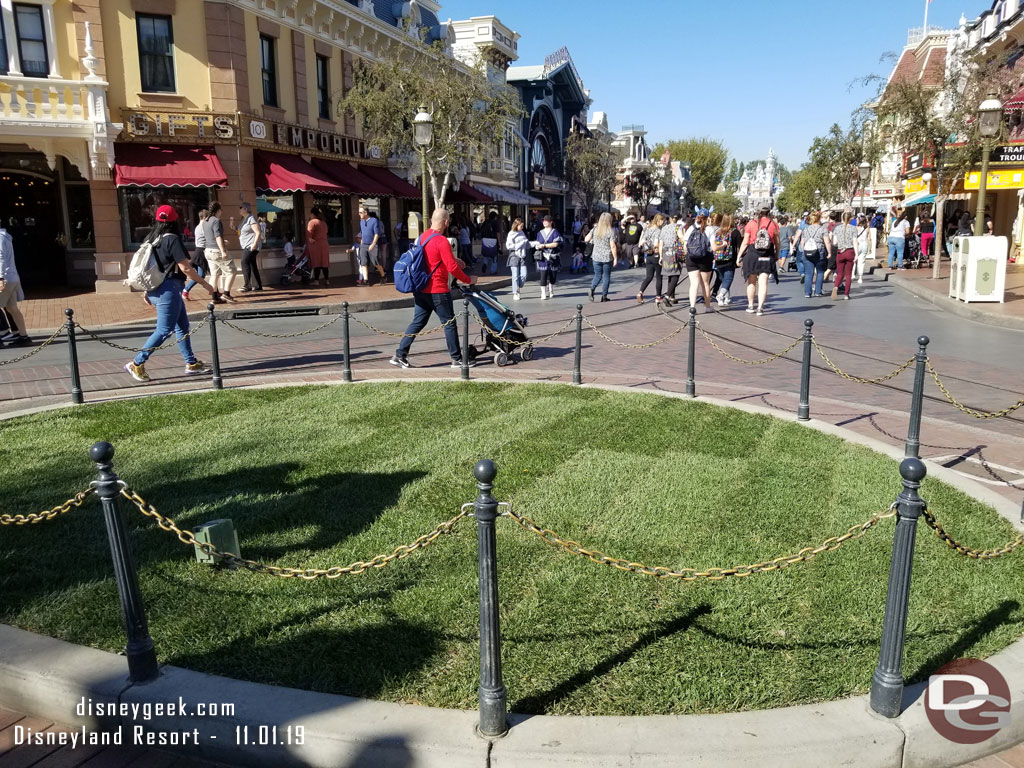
[254,150,346,194]
[447,183,493,204]
[357,164,422,199]
[1006,85,1024,111]
[114,144,228,188]
[311,158,392,196]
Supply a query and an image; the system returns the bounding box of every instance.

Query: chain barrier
[698,325,801,366]
[218,313,341,339]
[582,316,683,350]
[0,325,66,366]
[813,340,915,385]
[926,361,1024,420]
[351,314,457,339]
[0,487,95,525]
[475,315,575,347]
[655,303,692,327]
[921,505,1024,559]
[502,503,898,580]
[119,485,468,578]
[75,320,208,354]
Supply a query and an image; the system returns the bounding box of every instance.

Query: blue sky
[438,0,989,171]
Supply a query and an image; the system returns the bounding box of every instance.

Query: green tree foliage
[701,190,740,215]
[652,137,729,196]
[564,133,619,218]
[623,165,671,216]
[775,167,823,215]
[339,43,523,210]
[806,122,880,207]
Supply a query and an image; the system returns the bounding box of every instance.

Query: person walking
[917,211,935,266]
[585,212,618,302]
[870,210,883,256]
[796,211,829,298]
[776,215,794,272]
[534,214,563,299]
[887,207,911,270]
[710,213,738,306]
[202,202,238,303]
[636,213,665,304]
[357,205,387,285]
[0,222,30,346]
[237,202,263,292]
[480,211,501,275]
[620,215,644,268]
[683,213,714,312]
[181,208,211,302]
[505,218,530,301]
[738,206,780,315]
[389,209,478,370]
[123,205,219,382]
[307,206,330,285]
[658,214,684,306]
[855,214,870,284]
[831,210,858,300]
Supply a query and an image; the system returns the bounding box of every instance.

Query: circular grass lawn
[2,382,1023,716]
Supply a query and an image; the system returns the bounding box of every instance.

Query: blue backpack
[393,233,440,294]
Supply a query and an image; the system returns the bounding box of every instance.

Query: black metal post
[870,457,927,718]
[65,308,83,405]
[473,459,507,737]
[342,301,353,383]
[90,441,159,683]
[798,319,814,421]
[572,304,583,385]
[904,336,930,459]
[686,306,697,398]
[462,298,471,381]
[207,303,222,391]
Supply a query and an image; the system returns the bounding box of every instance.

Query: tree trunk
[933,197,945,280]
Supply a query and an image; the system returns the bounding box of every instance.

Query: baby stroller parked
[280,248,313,285]
[458,285,532,366]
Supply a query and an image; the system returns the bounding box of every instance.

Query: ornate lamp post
[858,161,871,219]
[814,189,821,212]
[413,104,434,225]
[974,91,1003,236]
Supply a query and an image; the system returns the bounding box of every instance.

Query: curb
[2,379,1022,767]
[889,273,1024,332]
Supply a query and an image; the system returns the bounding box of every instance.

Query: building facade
[734,149,782,214]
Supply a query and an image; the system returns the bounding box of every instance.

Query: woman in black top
[124,205,220,383]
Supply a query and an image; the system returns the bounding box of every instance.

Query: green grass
[2,382,1023,716]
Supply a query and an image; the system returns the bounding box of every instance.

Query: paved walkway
[890,262,1024,330]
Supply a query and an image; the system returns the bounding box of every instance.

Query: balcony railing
[0,75,104,126]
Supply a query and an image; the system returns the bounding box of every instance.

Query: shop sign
[965,168,1024,190]
[989,144,1024,163]
[904,177,935,195]
[239,114,381,163]
[870,187,896,197]
[120,109,236,143]
[531,172,567,193]
[905,153,924,173]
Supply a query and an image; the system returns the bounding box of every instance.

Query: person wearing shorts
[738,206,780,316]
[357,205,387,285]
[683,214,714,311]
[203,202,238,302]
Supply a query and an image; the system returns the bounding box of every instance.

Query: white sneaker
[745,306,756,314]
[857,277,863,284]
[547,287,554,299]
[513,293,521,301]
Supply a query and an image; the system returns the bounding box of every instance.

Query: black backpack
[686,226,711,259]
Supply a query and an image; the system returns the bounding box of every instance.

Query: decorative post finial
[82,22,99,79]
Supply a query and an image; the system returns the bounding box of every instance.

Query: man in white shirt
[0,227,30,346]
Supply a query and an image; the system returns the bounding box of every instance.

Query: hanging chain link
[921,505,1024,559]
[475,315,575,347]
[119,485,468,578]
[813,340,916,385]
[350,314,457,339]
[501,503,898,580]
[218,313,341,339]
[698,325,801,366]
[75,320,208,353]
[0,326,66,366]
[0,487,95,525]
[583,316,683,350]
[926,361,1024,420]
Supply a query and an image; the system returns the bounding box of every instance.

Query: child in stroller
[280,235,313,285]
[458,284,533,366]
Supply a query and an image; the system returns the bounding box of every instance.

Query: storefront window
[315,195,350,244]
[65,185,94,249]
[257,193,297,246]
[119,187,214,248]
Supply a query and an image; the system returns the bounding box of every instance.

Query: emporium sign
[119,109,384,164]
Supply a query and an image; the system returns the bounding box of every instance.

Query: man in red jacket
[391,208,478,369]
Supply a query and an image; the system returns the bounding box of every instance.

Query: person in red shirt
[390,208,478,369]
[738,206,780,316]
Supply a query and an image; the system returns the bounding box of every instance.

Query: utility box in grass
[192,519,240,566]
[949,236,1008,303]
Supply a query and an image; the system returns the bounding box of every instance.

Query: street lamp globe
[977,92,1004,139]
[858,161,871,183]
[922,172,932,183]
[413,104,434,147]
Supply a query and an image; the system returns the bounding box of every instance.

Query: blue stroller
[458,285,533,366]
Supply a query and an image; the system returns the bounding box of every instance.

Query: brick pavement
[890,262,1024,327]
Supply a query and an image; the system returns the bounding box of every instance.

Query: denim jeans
[712,266,735,296]
[183,264,205,294]
[396,290,461,361]
[510,264,528,293]
[134,279,196,366]
[591,261,612,296]
[803,249,826,296]
[778,248,790,268]
[796,249,807,277]
[887,237,905,268]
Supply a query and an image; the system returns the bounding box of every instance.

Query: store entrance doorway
[0,163,66,288]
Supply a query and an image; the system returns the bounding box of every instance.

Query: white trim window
[1,0,58,78]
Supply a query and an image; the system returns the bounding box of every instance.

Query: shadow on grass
[510,604,711,715]
[907,599,1021,683]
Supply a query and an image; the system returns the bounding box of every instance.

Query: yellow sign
[903,176,935,195]
[119,109,237,143]
[965,169,1024,190]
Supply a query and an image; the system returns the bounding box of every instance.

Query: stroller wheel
[519,345,534,361]
[494,351,510,367]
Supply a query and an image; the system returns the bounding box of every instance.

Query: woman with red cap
[124,204,220,383]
